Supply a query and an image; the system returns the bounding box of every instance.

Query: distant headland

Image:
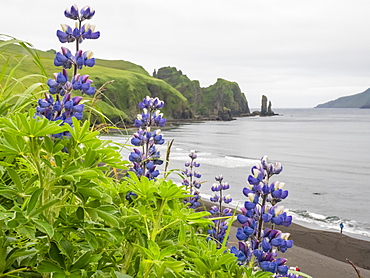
[315,88,370,108]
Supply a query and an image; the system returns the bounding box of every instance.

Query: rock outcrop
[259,95,276,116]
[155,67,250,120]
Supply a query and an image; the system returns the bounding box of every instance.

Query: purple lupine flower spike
[128,96,166,180]
[232,156,295,275]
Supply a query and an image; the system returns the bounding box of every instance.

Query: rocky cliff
[154,67,250,120]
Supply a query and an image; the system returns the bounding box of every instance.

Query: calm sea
[103,108,370,240]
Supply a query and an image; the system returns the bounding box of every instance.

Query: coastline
[203,200,370,277]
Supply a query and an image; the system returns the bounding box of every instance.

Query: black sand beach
[203,201,370,277]
[227,222,370,278]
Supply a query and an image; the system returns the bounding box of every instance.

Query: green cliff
[154,67,250,119]
[315,88,370,108]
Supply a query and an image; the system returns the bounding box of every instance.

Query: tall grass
[0,36,48,116]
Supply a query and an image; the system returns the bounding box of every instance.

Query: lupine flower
[128,96,167,180]
[208,175,233,247]
[232,156,295,276]
[37,4,99,136]
[182,150,202,209]
[54,47,73,68]
[64,5,79,20]
[71,74,95,95]
[75,50,95,69]
[57,24,76,43]
[210,194,219,202]
[80,5,95,20]
[230,242,253,263]
[187,190,201,209]
[47,69,71,96]
[61,4,99,43]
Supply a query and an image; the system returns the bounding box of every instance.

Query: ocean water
[103,108,370,240]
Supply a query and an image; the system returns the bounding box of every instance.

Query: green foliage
[0,111,131,276]
[0,108,255,277]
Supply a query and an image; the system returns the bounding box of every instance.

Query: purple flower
[211,184,221,192]
[64,5,79,20]
[47,69,71,96]
[188,151,197,160]
[223,195,232,204]
[75,50,95,69]
[71,74,95,95]
[57,24,75,43]
[81,24,100,40]
[215,174,223,182]
[129,96,167,181]
[234,156,295,274]
[54,47,73,68]
[210,194,219,202]
[80,5,95,20]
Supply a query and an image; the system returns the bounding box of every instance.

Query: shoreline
[203,200,370,277]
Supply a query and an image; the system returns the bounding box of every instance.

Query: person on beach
[340,222,344,233]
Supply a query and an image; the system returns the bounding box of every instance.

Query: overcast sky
[2,0,370,108]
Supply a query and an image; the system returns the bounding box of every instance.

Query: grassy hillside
[315,88,370,108]
[0,41,191,124]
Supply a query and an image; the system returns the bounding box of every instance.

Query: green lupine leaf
[59,240,74,260]
[43,136,55,154]
[29,199,60,218]
[69,251,91,272]
[48,242,65,269]
[96,208,119,227]
[77,188,102,199]
[163,261,185,273]
[76,207,84,221]
[24,175,39,191]
[37,260,65,273]
[0,187,19,199]
[7,168,23,192]
[6,248,37,269]
[73,169,100,179]
[85,208,98,221]
[160,246,177,259]
[110,270,133,278]
[83,149,98,168]
[27,188,43,215]
[33,219,54,238]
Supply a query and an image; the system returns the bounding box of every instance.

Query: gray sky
[2,0,370,108]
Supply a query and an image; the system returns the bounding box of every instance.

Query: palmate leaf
[68,118,99,144]
[0,134,27,156]
[0,111,67,138]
